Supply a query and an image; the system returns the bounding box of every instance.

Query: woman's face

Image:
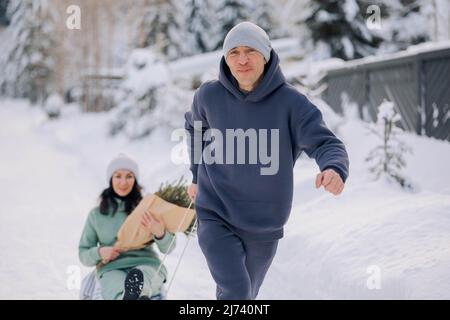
[111,169,136,197]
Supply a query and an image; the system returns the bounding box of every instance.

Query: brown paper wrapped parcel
[114,194,195,252]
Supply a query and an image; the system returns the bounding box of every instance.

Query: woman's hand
[141,209,166,239]
[99,246,120,264]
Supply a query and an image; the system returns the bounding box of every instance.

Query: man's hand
[315,169,345,196]
[187,183,198,201]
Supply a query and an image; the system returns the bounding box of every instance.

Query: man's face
[226,46,266,92]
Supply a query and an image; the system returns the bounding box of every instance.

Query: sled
[80,194,195,299]
[79,270,166,300]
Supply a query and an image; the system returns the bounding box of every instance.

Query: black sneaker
[123,268,144,300]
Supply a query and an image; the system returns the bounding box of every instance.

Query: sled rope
[154,199,197,297]
[166,215,198,295]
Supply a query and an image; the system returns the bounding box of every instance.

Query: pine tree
[140,0,189,60]
[214,0,253,50]
[109,84,160,140]
[300,0,431,60]
[302,0,384,60]
[250,0,277,38]
[109,48,193,140]
[184,0,219,54]
[110,82,193,140]
[376,0,430,53]
[0,0,9,26]
[1,0,57,104]
[365,100,412,189]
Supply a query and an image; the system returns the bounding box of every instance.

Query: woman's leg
[98,269,127,300]
[135,265,165,298]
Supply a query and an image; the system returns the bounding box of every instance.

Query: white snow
[326,40,450,72]
[1,96,449,300]
[377,100,400,122]
[341,36,354,59]
[44,93,63,116]
[433,0,450,41]
[343,0,358,22]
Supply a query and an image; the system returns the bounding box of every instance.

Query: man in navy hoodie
[184,22,349,300]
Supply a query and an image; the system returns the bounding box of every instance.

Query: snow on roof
[81,67,125,79]
[168,50,222,78]
[326,40,450,72]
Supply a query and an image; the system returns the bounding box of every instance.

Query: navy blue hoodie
[184,51,349,241]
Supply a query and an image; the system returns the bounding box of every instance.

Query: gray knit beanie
[223,21,272,62]
[106,153,140,183]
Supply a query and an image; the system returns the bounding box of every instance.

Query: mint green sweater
[78,198,176,278]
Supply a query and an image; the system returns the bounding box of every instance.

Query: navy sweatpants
[197,217,279,300]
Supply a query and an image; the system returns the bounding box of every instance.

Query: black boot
[123,268,144,300]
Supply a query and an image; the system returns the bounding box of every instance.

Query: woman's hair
[99,178,143,216]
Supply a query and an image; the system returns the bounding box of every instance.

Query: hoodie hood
[219,50,286,102]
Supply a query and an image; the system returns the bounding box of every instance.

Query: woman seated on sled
[78,153,175,300]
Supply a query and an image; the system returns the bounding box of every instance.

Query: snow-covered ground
[1,98,449,300]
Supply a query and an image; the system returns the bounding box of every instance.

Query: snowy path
[0,100,214,299]
[1,100,449,299]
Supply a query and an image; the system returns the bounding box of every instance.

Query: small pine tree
[365,100,412,189]
[155,177,196,236]
[214,0,253,50]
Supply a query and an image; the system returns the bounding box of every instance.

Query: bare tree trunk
[93,1,102,112]
[82,0,90,112]
[106,1,114,75]
[55,0,66,99]
[39,0,155,112]
[138,0,151,48]
[126,0,133,51]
